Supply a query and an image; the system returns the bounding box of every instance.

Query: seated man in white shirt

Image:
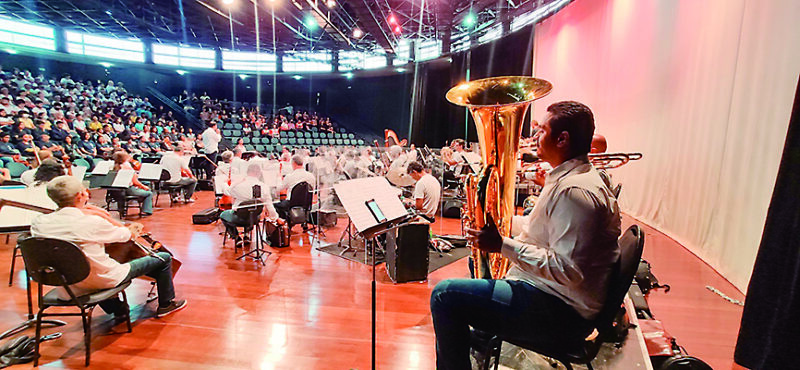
[405,161,441,222]
[430,101,621,369]
[273,155,316,219]
[159,144,197,202]
[30,175,187,319]
[215,150,239,178]
[220,163,281,247]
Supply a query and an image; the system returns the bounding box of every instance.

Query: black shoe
[156,299,187,318]
[243,235,252,245]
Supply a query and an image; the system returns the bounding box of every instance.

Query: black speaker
[385,223,430,283]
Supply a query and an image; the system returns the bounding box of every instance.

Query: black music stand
[334,177,413,370]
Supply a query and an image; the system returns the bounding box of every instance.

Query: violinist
[220,163,281,248]
[30,175,187,319]
[112,151,154,216]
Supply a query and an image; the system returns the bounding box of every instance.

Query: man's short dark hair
[546,101,595,157]
[451,139,465,149]
[407,161,425,174]
[208,121,217,127]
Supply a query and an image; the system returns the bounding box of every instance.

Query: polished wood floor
[0,191,744,369]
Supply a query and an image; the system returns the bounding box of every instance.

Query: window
[0,17,55,50]
[283,51,331,72]
[363,50,387,69]
[478,25,502,44]
[451,33,471,53]
[415,39,441,61]
[153,44,215,69]
[66,31,144,62]
[393,39,411,65]
[338,50,364,71]
[222,50,277,72]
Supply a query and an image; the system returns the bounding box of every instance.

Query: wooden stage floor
[0,191,744,369]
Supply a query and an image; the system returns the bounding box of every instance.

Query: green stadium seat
[348,133,355,139]
[288,138,297,145]
[242,137,251,144]
[297,138,306,145]
[254,145,265,152]
[357,139,365,145]
[6,162,28,178]
[287,131,296,138]
[265,145,273,153]
[313,138,321,145]
[246,144,255,151]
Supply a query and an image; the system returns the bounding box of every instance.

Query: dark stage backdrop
[408,24,536,147]
[734,76,800,368]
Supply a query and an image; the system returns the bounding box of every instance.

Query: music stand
[334,177,414,370]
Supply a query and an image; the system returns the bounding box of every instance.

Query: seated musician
[30,175,187,319]
[273,155,316,219]
[215,150,239,178]
[430,101,621,369]
[160,144,197,203]
[220,163,281,247]
[444,138,468,174]
[405,161,441,222]
[112,151,154,216]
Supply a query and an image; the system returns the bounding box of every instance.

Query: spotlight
[395,68,405,73]
[3,48,17,55]
[388,14,397,24]
[98,62,113,68]
[352,28,363,38]
[326,0,336,7]
[292,75,303,80]
[303,13,319,30]
[344,72,354,79]
[393,25,402,34]
[239,74,248,80]
[176,70,188,75]
[222,0,234,4]
[463,12,477,28]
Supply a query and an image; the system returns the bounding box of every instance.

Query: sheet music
[138,163,163,181]
[91,160,114,175]
[262,168,280,188]
[0,185,57,230]
[334,177,408,233]
[111,169,135,188]
[71,166,87,180]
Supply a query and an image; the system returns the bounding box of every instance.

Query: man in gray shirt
[430,101,621,369]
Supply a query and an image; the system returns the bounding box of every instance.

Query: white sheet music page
[138,163,163,181]
[70,166,87,180]
[91,160,114,175]
[112,169,136,188]
[334,177,407,233]
[0,185,57,229]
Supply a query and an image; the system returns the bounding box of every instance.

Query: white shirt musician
[407,161,441,220]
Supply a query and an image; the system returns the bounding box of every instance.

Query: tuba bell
[446,76,552,279]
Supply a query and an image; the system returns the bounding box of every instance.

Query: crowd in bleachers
[0,67,209,179]
[173,92,364,154]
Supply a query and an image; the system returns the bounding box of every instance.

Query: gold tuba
[446,76,552,279]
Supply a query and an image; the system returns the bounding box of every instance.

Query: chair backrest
[288,181,312,209]
[593,225,645,335]
[18,236,91,286]
[235,199,264,225]
[7,162,28,178]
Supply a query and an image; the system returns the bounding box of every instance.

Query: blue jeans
[430,278,592,370]
[98,252,175,314]
[127,186,153,214]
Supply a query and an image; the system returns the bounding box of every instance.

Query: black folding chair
[18,237,132,367]
[286,181,313,238]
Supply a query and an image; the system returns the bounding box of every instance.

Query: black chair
[104,188,145,218]
[18,237,132,367]
[286,182,313,238]
[154,169,183,207]
[482,225,645,370]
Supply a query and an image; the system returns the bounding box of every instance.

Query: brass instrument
[446,76,552,279]
[588,152,642,170]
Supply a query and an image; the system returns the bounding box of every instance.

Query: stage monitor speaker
[385,223,430,283]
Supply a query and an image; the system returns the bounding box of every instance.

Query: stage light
[239,74,248,80]
[344,72,354,79]
[3,48,17,55]
[388,14,397,24]
[395,67,405,73]
[352,28,363,38]
[222,0,234,4]
[393,25,402,34]
[292,75,303,80]
[303,14,318,30]
[176,69,188,75]
[98,62,113,68]
[326,0,336,8]
[463,12,477,28]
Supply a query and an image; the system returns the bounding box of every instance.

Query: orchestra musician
[112,151,154,216]
[220,163,281,248]
[201,120,222,180]
[430,101,621,369]
[159,144,197,203]
[30,175,187,319]
[215,150,240,178]
[405,161,441,221]
[273,155,316,219]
